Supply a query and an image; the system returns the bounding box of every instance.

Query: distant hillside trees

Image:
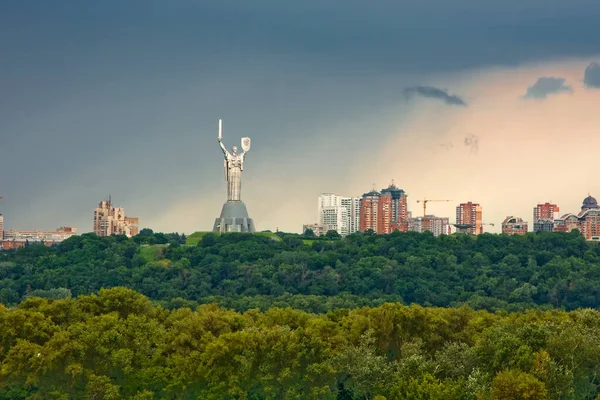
[0,230,599,312]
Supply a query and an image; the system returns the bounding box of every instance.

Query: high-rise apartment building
[311,194,361,237]
[0,214,3,241]
[502,216,528,235]
[359,190,380,232]
[456,202,483,235]
[341,197,361,235]
[318,194,348,235]
[302,223,328,237]
[93,198,139,238]
[380,182,408,224]
[534,203,560,223]
[359,190,395,234]
[378,192,393,234]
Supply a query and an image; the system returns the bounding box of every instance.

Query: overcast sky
[1,1,600,233]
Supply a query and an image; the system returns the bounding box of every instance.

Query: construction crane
[416,199,452,219]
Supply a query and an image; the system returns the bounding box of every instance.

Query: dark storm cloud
[196,0,600,72]
[584,62,600,88]
[404,86,467,106]
[524,77,572,99]
[2,0,600,231]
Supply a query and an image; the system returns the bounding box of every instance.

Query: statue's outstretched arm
[218,138,229,156]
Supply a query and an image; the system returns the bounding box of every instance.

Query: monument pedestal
[213,201,255,233]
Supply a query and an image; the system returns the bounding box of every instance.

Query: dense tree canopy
[0,230,599,312]
[2,288,600,399]
[2,231,600,398]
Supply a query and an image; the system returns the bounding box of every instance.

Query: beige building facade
[93,199,139,238]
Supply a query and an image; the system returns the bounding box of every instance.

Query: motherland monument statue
[212,119,256,233]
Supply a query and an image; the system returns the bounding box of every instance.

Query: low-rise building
[553,195,600,241]
[1,227,78,249]
[302,223,328,237]
[406,215,449,237]
[502,216,528,235]
[533,218,555,233]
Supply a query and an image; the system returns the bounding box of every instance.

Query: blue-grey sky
[2,1,600,233]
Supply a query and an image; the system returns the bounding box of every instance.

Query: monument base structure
[213,200,256,233]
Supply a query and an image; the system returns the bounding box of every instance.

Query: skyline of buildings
[305,186,600,241]
[1,188,599,246]
[0,197,140,249]
[308,184,471,238]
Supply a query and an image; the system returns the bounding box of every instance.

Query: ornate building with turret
[554,195,600,241]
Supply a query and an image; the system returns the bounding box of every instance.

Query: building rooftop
[362,190,381,197]
[502,216,526,225]
[381,183,406,195]
[582,195,598,210]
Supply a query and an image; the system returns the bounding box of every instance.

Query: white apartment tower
[0,214,3,241]
[317,194,360,236]
[318,194,347,235]
[341,197,361,235]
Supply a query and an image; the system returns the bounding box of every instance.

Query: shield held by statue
[241,137,251,152]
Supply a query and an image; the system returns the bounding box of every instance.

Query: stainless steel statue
[218,119,251,201]
[212,119,255,233]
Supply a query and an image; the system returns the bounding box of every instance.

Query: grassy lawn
[186,231,282,245]
[255,232,282,241]
[138,245,167,262]
[186,232,210,245]
[302,239,337,245]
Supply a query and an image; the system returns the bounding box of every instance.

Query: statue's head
[232,145,238,154]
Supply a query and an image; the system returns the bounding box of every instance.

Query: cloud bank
[361,61,600,234]
[584,62,600,88]
[403,86,467,106]
[524,77,572,99]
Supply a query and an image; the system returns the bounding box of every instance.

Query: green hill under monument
[186,230,281,245]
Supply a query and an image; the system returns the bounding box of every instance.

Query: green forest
[2,230,600,399]
[3,287,600,399]
[0,230,599,312]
